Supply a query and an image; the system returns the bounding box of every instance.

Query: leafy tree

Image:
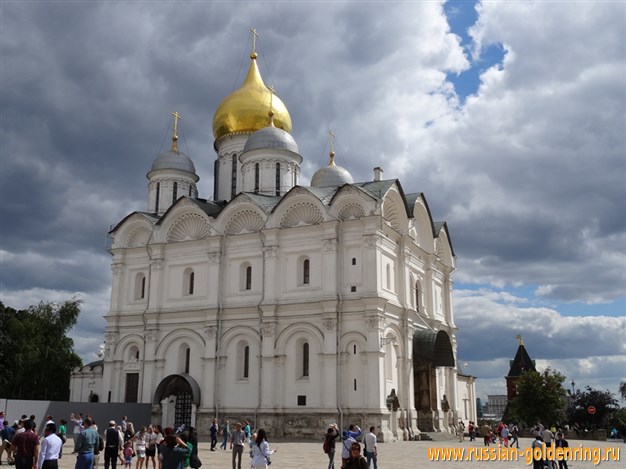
[568,386,619,430]
[619,381,626,401]
[0,299,83,400]
[507,368,567,427]
[608,408,626,438]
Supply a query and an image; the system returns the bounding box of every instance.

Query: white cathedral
[70,41,476,440]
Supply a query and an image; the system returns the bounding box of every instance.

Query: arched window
[231,156,237,198]
[303,259,310,285]
[184,347,190,373]
[135,273,146,300]
[243,345,250,379]
[386,264,391,290]
[172,182,178,204]
[254,163,260,193]
[183,268,195,296]
[302,342,309,378]
[415,282,421,312]
[155,182,160,213]
[275,163,281,196]
[246,265,252,290]
[188,185,192,197]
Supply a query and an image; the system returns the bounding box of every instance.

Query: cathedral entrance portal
[153,374,201,430]
[412,330,454,432]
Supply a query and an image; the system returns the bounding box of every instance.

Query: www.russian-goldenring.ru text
[426,444,620,465]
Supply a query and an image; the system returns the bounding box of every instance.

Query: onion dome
[212,52,292,141]
[148,112,197,177]
[150,149,196,174]
[310,132,353,187]
[243,112,299,154]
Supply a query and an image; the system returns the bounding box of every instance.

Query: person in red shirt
[10,420,39,469]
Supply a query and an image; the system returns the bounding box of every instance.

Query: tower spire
[329,130,336,166]
[171,111,181,152]
[516,334,524,346]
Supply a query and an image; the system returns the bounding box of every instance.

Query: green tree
[568,386,619,430]
[507,368,567,427]
[0,299,83,400]
[619,381,626,401]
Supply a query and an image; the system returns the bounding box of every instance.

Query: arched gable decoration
[280,202,324,227]
[152,373,201,405]
[110,213,158,249]
[225,209,265,234]
[412,330,454,367]
[167,213,211,242]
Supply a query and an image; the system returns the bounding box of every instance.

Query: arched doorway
[412,330,455,431]
[153,374,201,430]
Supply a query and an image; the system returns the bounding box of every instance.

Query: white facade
[71,48,472,440]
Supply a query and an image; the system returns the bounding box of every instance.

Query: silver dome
[243,126,299,154]
[310,164,354,188]
[150,150,196,174]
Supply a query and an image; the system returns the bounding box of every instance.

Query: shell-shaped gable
[329,184,377,220]
[411,194,436,253]
[280,202,324,227]
[435,223,455,268]
[338,203,366,220]
[111,213,157,249]
[224,209,265,234]
[381,183,410,233]
[167,213,211,242]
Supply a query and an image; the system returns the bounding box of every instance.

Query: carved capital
[363,234,382,248]
[366,316,385,330]
[322,238,337,252]
[204,326,218,339]
[150,259,163,271]
[260,322,277,337]
[145,329,159,342]
[208,250,221,264]
[322,318,336,331]
[263,245,278,259]
[111,263,124,276]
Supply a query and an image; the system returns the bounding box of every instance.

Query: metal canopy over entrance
[412,329,455,367]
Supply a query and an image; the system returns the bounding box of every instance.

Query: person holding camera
[249,429,276,469]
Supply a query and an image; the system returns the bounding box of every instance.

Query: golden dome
[212,53,292,141]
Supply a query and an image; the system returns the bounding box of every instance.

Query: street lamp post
[571,379,576,395]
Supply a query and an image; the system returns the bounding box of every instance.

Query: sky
[1,0,625,404]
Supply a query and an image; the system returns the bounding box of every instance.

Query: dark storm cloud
[1,1,625,368]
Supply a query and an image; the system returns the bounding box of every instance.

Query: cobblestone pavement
[54,437,622,469]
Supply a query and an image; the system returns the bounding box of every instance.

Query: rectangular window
[297,395,306,406]
[231,156,237,198]
[302,343,309,377]
[351,286,357,292]
[303,259,310,285]
[275,163,281,196]
[125,373,139,403]
[213,160,219,201]
[254,163,259,193]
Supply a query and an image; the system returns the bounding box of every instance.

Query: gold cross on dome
[171,111,181,151]
[251,28,259,55]
[172,112,181,139]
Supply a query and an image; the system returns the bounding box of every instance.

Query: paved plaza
[53,436,622,469]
